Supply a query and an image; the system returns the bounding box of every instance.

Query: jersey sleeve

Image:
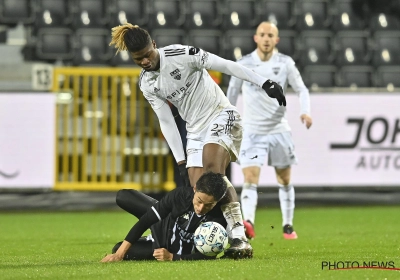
[286,58,311,115]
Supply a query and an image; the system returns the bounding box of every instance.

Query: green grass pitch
[0,206,399,280]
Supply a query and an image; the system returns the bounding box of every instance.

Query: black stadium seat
[0,0,35,25]
[225,29,255,61]
[188,30,223,56]
[36,28,74,61]
[337,66,375,87]
[296,0,332,31]
[111,0,149,27]
[335,31,371,66]
[74,28,112,65]
[72,0,110,29]
[224,0,259,30]
[276,30,298,59]
[186,0,223,29]
[376,66,400,88]
[149,0,186,29]
[303,65,337,88]
[35,0,72,28]
[372,31,400,66]
[259,0,296,29]
[299,31,334,66]
[152,29,187,48]
[332,0,365,31]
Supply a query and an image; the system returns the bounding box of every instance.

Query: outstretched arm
[207,53,286,106]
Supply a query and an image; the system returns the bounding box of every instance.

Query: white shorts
[239,131,298,169]
[186,108,243,168]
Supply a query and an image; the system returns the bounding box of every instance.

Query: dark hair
[109,23,152,53]
[196,172,227,201]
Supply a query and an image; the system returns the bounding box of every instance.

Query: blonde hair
[109,23,152,54]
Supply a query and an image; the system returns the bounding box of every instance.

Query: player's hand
[153,248,173,261]
[300,114,312,129]
[100,253,124,262]
[178,162,191,188]
[262,80,286,106]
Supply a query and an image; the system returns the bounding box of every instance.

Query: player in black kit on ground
[101,172,231,262]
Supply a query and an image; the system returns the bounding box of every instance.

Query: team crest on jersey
[273,67,280,75]
[154,87,160,93]
[170,69,181,80]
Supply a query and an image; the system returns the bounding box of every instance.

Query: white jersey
[139,44,269,163]
[227,51,310,135]
[140,45,232,134]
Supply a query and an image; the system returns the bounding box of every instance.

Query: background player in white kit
[227,22,313,240]
[109,23,286,259]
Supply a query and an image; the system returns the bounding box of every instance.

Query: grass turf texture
[0,206,399,280]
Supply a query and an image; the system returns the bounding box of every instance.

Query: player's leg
[238,133,268,239]
[202,143,252,259]
[115,189,165,246]
[116,189,157,218]
[269,132,298,239]
[112,237,154,261]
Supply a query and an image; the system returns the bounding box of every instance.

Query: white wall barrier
[0,93,55,188]
[231,93,400,187]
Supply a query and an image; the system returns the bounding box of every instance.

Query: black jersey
[125,187,226,260]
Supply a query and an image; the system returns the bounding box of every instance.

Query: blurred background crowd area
[0,0,400,89]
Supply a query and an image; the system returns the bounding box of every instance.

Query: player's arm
[206,52,286,106]
[286,59,312,128]
[226,76,243,106]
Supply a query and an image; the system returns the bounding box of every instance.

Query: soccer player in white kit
[227,22,313,240]
[109,23,286,259]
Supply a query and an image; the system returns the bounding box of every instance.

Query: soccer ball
[193,221,229,256]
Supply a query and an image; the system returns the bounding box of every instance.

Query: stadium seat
[303,65,337,88]
[72,0,110,29]
[35,0,72,28]
[224,29,255,61]
[376,66,400,88]
[259,0,296,29]
[372,31,400,66]
[111,0,149,27]
[335,31,371,66]
[276,30,298,59]
[148,0,186,29]
[299,31,334,67]
[36,28,74,61]
[332,0,365,31]
[337,66,375,87]
[296,0,332,30]
[74,29,112,65]
[151,29,187,48]
[186,0,223,30]
[188,30,223,56]
[224,0,259,30]
[369,13,400,31]
[0,0,35,25]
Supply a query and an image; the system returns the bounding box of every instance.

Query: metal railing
[52,67,175,192]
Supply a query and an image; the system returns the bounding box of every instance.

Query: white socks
[221,176,247,241]
[278,184,295,226]
[240,183,258,224]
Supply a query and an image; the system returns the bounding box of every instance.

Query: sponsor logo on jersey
[170,69,181,80]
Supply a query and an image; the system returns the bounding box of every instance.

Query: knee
[112,241,123,253]
[116,189,128,208]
